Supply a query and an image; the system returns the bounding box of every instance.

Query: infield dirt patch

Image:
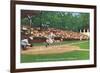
[21,45,81,55]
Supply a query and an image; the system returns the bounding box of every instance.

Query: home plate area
[21,45,81,55]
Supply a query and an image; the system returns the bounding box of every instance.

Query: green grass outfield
[21,40,89,63]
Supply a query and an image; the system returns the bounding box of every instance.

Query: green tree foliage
[21,11,89,32]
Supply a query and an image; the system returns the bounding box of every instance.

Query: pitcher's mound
[21,45,80,55]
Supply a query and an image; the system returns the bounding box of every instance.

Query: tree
[21,11,90,32]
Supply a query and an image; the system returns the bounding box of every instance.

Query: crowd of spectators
[21,26,89,41]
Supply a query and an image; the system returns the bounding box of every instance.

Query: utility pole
[27,15,32,35]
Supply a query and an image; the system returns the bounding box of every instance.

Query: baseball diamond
[21,10,90,63]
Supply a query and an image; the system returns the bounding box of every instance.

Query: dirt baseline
[21,45,81,55]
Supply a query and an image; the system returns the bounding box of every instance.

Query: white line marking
[67,41,88,46]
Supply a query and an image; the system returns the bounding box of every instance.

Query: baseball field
[21,40,89,63]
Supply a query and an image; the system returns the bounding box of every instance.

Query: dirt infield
[21,45,82,55]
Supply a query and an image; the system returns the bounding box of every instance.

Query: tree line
[21,11,90,32]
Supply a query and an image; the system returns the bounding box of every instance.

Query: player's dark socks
[30,44,33,47]
[46,43,49,47]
